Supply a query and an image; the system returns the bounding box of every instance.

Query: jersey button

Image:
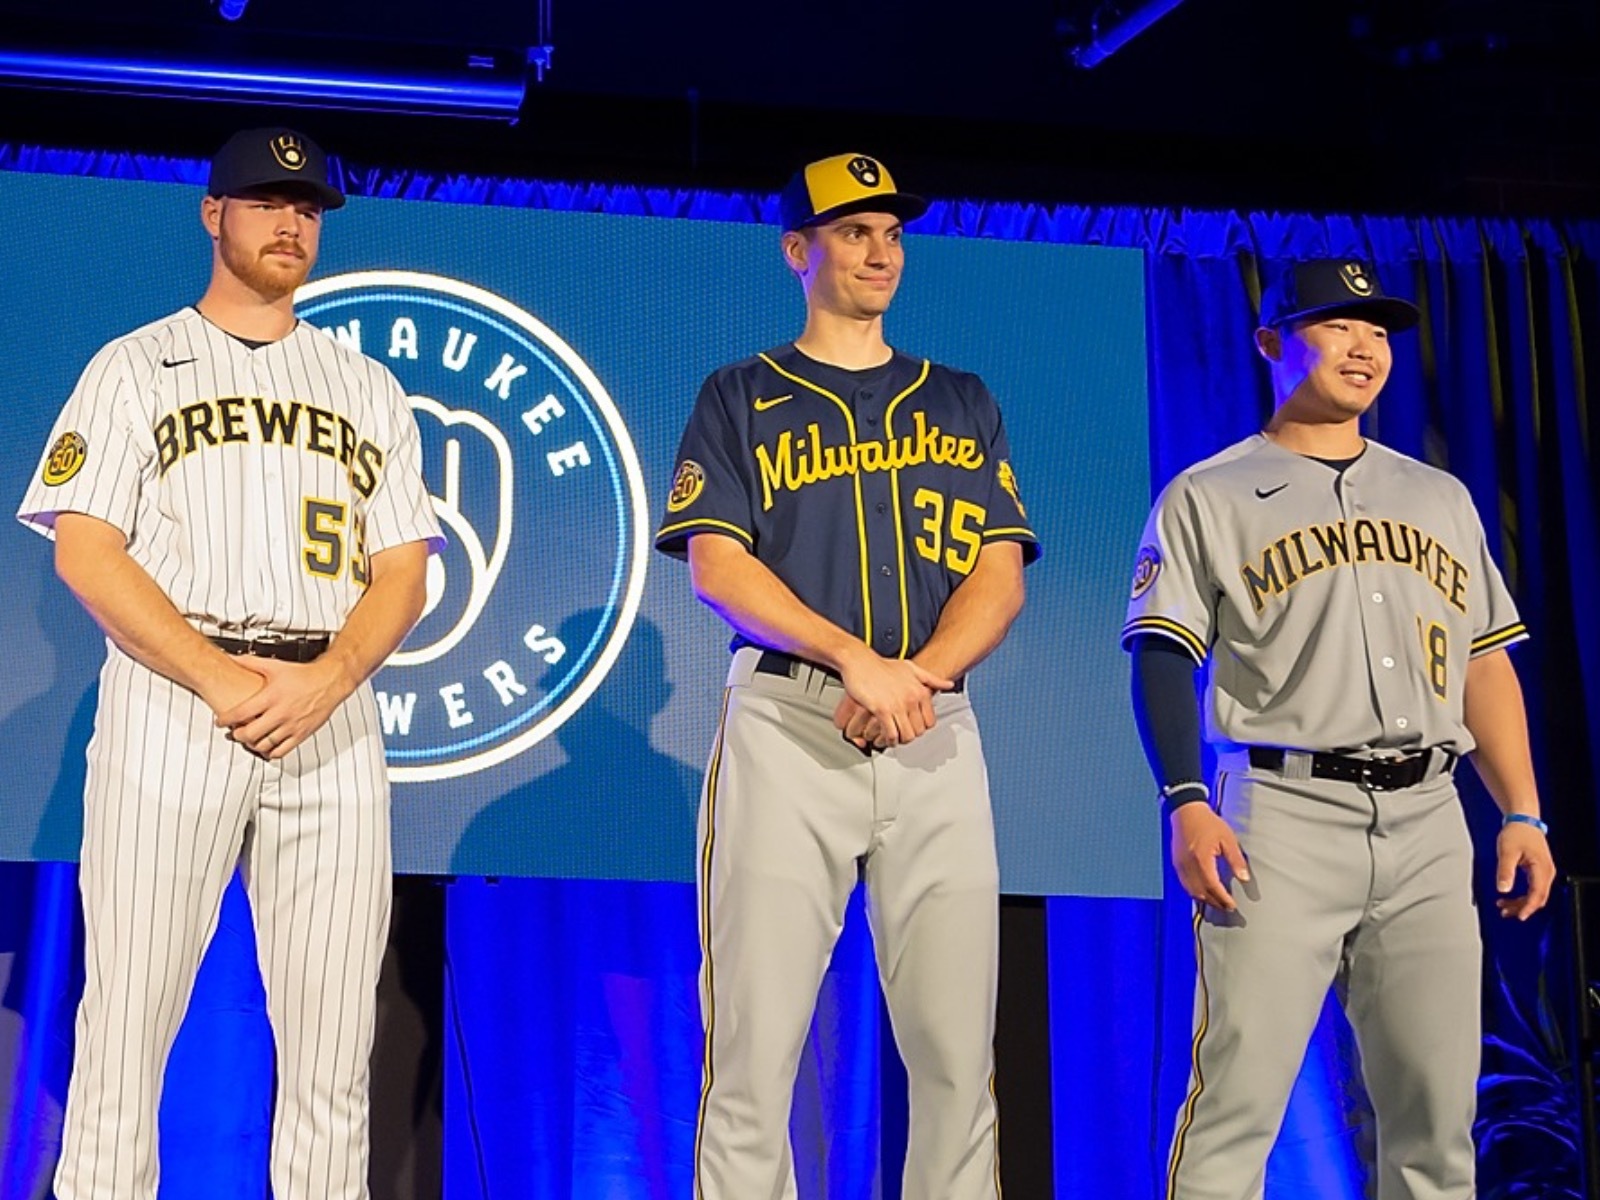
[876,503,888,515]
[1396,717,1410,730]
[1382,656,1396,669]
[879,564,892,576]
[1371,592,1385,604]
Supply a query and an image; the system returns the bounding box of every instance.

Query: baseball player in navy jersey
[1123,258,1556,1199]
[656,153,1039,1198]
[17,128,441,1200]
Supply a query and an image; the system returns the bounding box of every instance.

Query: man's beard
[221,235,312,301]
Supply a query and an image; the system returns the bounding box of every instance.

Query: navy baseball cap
[1259,259,1419,332]
[779,153,927,232]
[207,127,345,211]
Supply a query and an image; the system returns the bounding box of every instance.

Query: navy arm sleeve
[1130,633,1206,811]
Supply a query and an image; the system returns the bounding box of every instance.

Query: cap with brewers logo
[207,127,345,211]
[779,153,927,232]
[1258,258,1419,332]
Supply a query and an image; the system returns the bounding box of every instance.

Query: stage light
[0,41,527,117]
[216,0,249,21]
[1067,0,1189,69]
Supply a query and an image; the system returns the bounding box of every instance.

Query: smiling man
[1122,258,1555,1199]
[656,153,1039,1198]
[18,127,441,1200]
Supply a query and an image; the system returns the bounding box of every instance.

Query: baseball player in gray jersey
[656,153,1039,1199]
[17,128,441,1200]
[1123,258,1556,1199]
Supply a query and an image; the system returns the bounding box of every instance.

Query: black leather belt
[209,634,331,663]
[753,649,965,694]
[1248,746,1452,791]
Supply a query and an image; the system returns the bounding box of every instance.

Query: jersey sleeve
[363,362,445,557]
[1120,474,1216,665]
[16,341,150,540]
[1465,504,1527,657]
[976,395,1041,565]
[654,373,756,559]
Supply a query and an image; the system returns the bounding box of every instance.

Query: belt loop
[1281,750,1314,782]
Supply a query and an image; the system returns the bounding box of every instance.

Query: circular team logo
[1130,544,1162,599]
[41,431,87,486]
[296,271,650,781]
[666,459,705,513]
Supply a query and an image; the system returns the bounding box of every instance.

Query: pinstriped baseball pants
[54,644,391,1200]
[1166,763,1480,1200]
[693,647,1002,1200]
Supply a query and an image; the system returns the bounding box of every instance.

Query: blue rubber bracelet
[1502,813,1549,835]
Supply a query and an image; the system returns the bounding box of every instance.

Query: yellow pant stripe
[693,687,733,1199]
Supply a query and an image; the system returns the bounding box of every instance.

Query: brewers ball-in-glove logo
[296,271,649,781]
[1340,262,1374,296]
[271,134,307,171]
[847,156,881,187]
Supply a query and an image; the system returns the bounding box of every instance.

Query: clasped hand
[833,652,955,751]
[211,656,355,760]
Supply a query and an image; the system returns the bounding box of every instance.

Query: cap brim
[211,177,346,211]
[798,191,929,230]
[1270,297,1420,333]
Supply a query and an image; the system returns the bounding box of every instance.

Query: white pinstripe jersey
[17,307,442,635]
[1121,434,1526,756]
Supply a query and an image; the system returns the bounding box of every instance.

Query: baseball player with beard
[1123,258,1556,1199]
[17,127,441,1200]
[657,153,1039,1199]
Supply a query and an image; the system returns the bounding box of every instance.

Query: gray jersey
[18,307,442,634]
[1121,433,1525,755]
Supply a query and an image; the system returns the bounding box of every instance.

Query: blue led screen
[0,170,1156,896]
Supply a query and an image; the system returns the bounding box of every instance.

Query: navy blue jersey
[656,343,1040,658]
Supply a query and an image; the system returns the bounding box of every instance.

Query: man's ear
[1254,325,1282,363]
[201,195,224,242]
[780,229,810,275]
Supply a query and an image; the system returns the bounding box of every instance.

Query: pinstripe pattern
[23,306,440,1200]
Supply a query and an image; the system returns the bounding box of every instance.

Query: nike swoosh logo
[161,357,198,368]
[753,394,794,412]
[1255,483,1289,500]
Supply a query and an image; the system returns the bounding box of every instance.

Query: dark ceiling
[0,0,1596,217]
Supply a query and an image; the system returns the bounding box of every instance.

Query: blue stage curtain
[2,145,1597,1199]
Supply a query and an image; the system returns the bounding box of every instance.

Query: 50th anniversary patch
[296,271,650,782]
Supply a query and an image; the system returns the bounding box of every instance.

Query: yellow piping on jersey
[1166,878,1216,1200]
[693,686,734,1200]
[883,360,931,658]
[656,517,755,548]
[983,526,1034,540]
[759,352,874,645]
[1471,622,1528,655]
[1122,616,1207,664]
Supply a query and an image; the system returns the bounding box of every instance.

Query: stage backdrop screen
[0,169,1156,897]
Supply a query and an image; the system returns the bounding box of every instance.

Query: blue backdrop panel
[0,169,1153,898]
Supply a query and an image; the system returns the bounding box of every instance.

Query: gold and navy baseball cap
[1259,258,1419,332]
[207,127,345,211]
[779,153,927,231]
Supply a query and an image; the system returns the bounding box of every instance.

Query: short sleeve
[1465,505,1527,656]
[654,374,757,559]
[1120,475,1216,664]
[362,362,445,557]
[976,395,1041,565]
[17,341,150,540]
